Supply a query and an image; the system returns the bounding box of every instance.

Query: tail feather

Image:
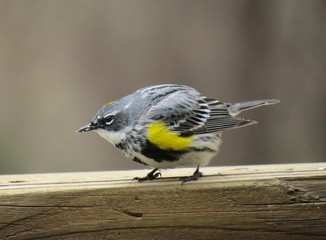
[228,99,280,116]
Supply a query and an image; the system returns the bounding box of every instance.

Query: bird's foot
[179,166,203,184]
[133,168,161,182]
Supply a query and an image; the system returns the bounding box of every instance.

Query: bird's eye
[104,115,114,125]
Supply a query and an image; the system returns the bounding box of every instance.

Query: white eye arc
[104,115,114,125]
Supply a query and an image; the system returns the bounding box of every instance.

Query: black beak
[77,123,98,133]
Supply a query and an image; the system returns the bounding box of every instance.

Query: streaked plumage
[78,84,279,182]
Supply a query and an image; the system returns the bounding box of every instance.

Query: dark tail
[228,99,280,116]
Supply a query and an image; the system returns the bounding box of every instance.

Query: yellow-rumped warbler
[78,84,279,183]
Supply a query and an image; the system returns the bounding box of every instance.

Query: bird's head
[77,100,130,145]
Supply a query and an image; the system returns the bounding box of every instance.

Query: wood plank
[0,163,325,240]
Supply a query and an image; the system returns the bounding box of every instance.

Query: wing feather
[140,86,255,135]
[174,97,255,135]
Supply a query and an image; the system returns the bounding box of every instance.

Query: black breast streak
[141,140,188,162]
[115,142,126,150]
[132,157,148,166]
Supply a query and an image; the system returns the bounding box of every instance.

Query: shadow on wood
[0,163,325,240]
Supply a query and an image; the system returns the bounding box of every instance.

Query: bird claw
[133,169,161,182]
[179,169,203,185]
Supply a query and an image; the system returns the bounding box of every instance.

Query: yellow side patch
[147,122,193,151]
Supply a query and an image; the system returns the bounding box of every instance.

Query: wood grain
[0,163,325,240]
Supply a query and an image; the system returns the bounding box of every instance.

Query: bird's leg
[133,168,161,182]
[179,165,203,184]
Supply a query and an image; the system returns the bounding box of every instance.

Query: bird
[78,84,279,183]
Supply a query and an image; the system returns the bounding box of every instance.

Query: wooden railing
[0,163,325,240]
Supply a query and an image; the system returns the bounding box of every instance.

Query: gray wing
[175,98,255,135]
[141,86,254,135]
[141,85,201,125]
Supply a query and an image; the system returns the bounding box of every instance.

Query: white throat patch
[95,129,126,145]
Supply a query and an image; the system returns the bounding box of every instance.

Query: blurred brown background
[0,0,325,174]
